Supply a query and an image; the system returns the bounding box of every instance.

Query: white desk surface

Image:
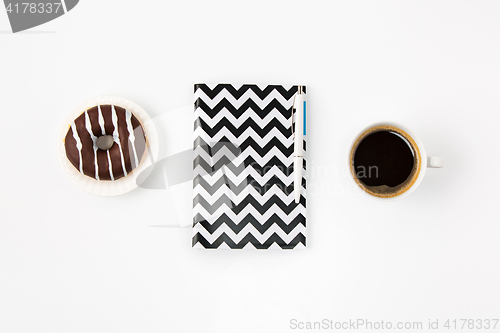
[1,1,499,332]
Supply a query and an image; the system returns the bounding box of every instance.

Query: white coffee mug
[349,122,444,201]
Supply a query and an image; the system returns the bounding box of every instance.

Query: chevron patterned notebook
[192,84,307,249]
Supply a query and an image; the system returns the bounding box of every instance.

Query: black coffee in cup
[350,125,422,198]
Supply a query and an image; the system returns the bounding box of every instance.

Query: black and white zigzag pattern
[192,84,306,249]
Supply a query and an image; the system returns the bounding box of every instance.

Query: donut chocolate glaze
[64,105,147,181]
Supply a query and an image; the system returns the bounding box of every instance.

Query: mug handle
[427,156,444,168]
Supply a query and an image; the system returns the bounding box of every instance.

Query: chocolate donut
[64,105,147,181]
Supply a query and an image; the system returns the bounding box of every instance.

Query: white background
[1,1,499,332]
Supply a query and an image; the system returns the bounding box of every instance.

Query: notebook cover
[192,84,306,249]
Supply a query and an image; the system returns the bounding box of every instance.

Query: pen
[293,86,305,204]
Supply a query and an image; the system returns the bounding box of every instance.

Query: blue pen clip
[303,100,306,136]
[291,86,306,138]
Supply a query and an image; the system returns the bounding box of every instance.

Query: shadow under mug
[349,122,444,200]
